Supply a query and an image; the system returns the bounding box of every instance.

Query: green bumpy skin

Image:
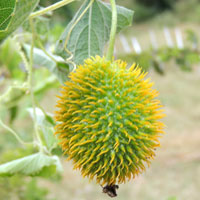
[55,56,165,185]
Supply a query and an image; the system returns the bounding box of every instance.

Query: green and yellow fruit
[55,56,165,185]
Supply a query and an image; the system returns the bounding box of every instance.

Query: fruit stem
[106,0,117,61]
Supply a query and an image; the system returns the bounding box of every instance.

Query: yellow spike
[118,154,124,166]
[129,63,137,71]
[146,114,166,120]
[97,166,109,179]
[110,152,115,165]
[69,134,81,145]
[102,159,109,169]
[81,152,96,167]
[98,99,105,103]
[108,99,114,104]
[126,155,133,166]
[115,93,120,97]
[78,139,94,146]
[89,101,97,105]
[108,120,113,127]
[127,146,133,154]
[117,105,121,110]
[98,149,109,157]
[93,164,102,174]
[91,156,101,165]
[132,154,139,163]
[97,87,106,94]
[90,114,97,118]
[90,122,100,128]
[92,144,101,152]
[72,116,81,122]
[98,108,105,112]
[91,110,99,114]
[83,105,92,109]
[100,115,106,120]
[114,139,119,150]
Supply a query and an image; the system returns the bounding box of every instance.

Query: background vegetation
[0,0,200,199]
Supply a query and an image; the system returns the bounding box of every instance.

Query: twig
[29,0,77,19]
[0,119,32,146]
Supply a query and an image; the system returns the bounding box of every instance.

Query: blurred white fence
[117,27,198,55]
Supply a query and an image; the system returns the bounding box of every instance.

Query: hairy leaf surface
[55,0,134,64]
[0,153,62,177]
[0,0,39,42]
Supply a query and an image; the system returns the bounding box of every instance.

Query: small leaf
[9,105,18,124]
[28,108,58,152]
[23,44,70,83]
[0,38,25,79]
[152,60,165,75]
[28,107,46,126]
[34,75,58,96]
[0,153,63,177]
[0,0,39,42]
[0,83,28,108]
[55,0,134,65]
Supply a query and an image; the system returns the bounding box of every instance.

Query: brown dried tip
[102,184,119,198]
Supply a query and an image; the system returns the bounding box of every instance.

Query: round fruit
[55,56,164,185]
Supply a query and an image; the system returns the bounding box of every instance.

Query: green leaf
[55,0,134,65]
[28,108,58,152]
[34,75,59,96]
[0,0,15,31]
[0,83,28,108]
[0,153,63,177]
[23,44,70,83]
[152,60,165,75]
[0,0,39,42]
[0,38,25,80]
[9,106,18,124]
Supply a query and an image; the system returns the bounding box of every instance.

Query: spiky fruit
[55,56,164,185]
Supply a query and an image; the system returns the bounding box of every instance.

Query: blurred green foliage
[117,0,200,23]
[135,0,175,10]
[0,147,55,200]
[119,46,200,75]
[0,38,25,80]
[0,176,55,200]
[0,0,200,199]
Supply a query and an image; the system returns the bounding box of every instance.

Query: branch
[29,0,77,19]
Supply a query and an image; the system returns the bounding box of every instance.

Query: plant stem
[29,19,44,152]
[29,0,77,19]
[0,119,32,146]
[106,0,117,61]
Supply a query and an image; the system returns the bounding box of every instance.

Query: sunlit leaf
[28,107,58,152]
[0,38,24,80]
[0,153,63,177]
[55,0,134,64]
[23,44,70,83]
[0,83,28,109]
[0,0,39,42]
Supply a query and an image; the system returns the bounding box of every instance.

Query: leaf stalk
[106,0,117,61]
[29,0,77,19]
[0,119,32,146]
